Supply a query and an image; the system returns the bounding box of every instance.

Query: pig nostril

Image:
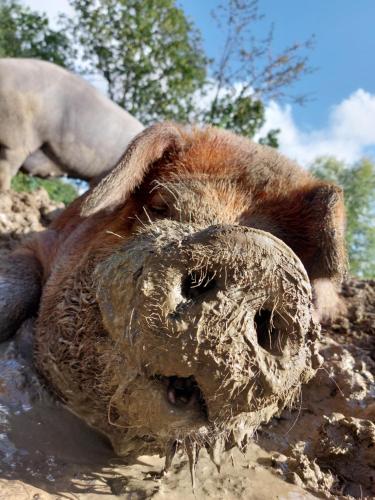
[181,271,217,300]
[254,309,284,356]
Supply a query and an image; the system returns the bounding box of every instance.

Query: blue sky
[181,0,375,128]
[23,0,375,165]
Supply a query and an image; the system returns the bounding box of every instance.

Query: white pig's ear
[81,122,184,216]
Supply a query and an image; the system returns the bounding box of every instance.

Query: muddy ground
[0,189,374,500]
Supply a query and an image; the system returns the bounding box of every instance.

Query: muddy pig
[0,123,346,469]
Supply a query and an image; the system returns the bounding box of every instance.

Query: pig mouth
[155,375,208,415]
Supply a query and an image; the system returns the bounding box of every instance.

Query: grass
[11,172,78,205]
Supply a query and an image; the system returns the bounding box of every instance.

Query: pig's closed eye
[149,204,169,216]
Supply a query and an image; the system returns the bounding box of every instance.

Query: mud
[0,189,63,258]
[0,188,374,499]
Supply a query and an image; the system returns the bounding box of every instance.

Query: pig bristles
[142,206,154,225]
[151,180,179,204]
[161,410,268,488]
[283,388,303,437]
[134,214,149,229]
[318,366,345,397]
[105,230,125,240]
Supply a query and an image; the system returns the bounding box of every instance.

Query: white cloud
[258,89,375,166]
[22,0,72,26]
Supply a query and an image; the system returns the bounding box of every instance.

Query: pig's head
[35,123,345,464]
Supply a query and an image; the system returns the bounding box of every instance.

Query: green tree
[0,0,73,67]
[196,0,314,144]
[66,0,207,125]
[311,157,375,278]
[0,0,314,147]
[65,0,313,144]
[198,91,279,146]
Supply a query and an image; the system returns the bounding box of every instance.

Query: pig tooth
[167,388,176,404]
[164,440,177,473]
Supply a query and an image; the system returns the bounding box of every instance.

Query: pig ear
[302,185,347,321]
[301,184,347,282]
[81,122,184,216]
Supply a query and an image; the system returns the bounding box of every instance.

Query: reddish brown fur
[45,125,345,281]
[1,123,346,342]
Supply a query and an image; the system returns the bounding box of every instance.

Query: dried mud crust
[0,188,373,499]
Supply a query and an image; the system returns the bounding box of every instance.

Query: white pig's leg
[0,146,29,190]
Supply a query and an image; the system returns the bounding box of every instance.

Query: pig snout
[95,222,321,437]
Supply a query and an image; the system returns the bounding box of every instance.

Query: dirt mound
[0,188,63,257]
[0,188,373,499]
